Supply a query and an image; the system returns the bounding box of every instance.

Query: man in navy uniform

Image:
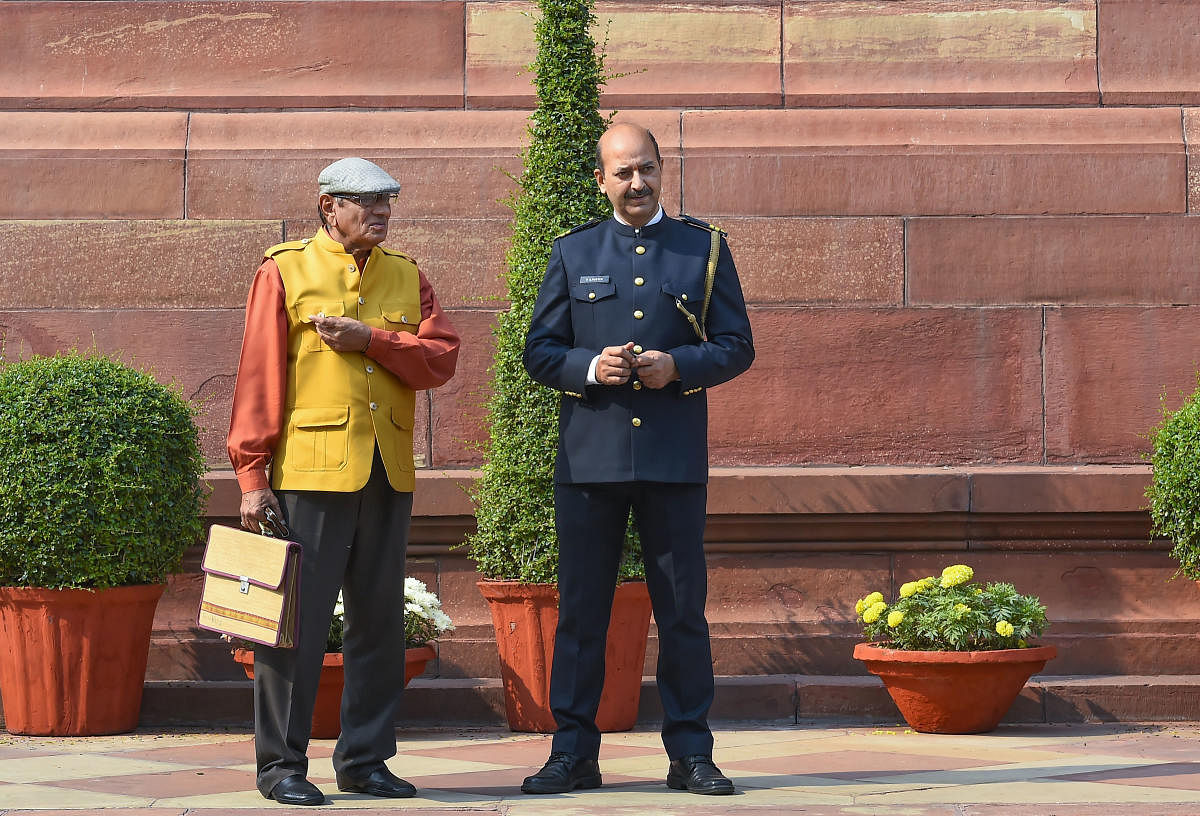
[520,123,754,796]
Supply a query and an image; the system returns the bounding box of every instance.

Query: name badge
[579,275,609,284]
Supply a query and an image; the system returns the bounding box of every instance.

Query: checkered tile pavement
[0,724,1198,814]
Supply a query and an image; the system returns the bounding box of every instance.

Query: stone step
[133,674,1200,730]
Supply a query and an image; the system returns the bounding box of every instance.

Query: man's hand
[597,342,637,385]
[310,314,372,352]
[240,488,282,532]
[634,350,679,389]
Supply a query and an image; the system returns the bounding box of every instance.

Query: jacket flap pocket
[391,405,414,430]
[292,406,350,429]
[571,281,616,302]
[202,525,298,590]
[295,301,346,323]
[660,279,693,300]
[381,300,421,326]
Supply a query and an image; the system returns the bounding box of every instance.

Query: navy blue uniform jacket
[523,215,755,484]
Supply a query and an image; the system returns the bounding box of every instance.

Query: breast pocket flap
[381,300,421,327]
[294,301,346,323]
[570,281,617,302]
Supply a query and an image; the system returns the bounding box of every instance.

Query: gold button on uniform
[634,276,645,286]
[633,381,642,390]
[588,292,596,300]
[635,245,646,255]
[633,310,644,319]
[369,402,378,411]
[632,344,643,353]
[632,417,642,427]
[681,293,688,301]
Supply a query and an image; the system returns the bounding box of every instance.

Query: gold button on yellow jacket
[267,229,421,493]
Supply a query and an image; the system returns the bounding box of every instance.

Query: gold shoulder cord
[676,226,721,342]
[700,226,720,336]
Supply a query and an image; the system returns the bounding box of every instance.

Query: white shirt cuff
[586,354,601,385]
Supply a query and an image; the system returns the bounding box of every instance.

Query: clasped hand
[597,342,679,389]
[309,314,372,352]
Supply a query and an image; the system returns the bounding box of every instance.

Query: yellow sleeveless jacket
[268,228,422,493]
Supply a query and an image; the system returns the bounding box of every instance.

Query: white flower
[404,577,454,637]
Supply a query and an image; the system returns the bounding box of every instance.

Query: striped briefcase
[197,523,301,648]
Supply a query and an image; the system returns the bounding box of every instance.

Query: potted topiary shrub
[852,564,1055,734]
[464,0,651,733]
[232,577,453,738]
[1147,380,1200,581]
[0,351,206,735]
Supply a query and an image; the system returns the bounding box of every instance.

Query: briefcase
[197,522,301,648]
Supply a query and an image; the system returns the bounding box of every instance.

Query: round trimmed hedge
[0,352,206,589]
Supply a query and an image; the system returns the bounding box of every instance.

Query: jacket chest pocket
[293,300,345,352]
[381,300,421,334]
[570,281,616,304]
[287,406,350,472]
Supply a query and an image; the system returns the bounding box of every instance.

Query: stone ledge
[131,674,1200,729]
[203,464,1154,521]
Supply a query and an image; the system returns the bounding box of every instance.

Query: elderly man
[227,158,459,806]
[521,123,755,796]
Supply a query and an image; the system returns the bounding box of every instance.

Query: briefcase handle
[259,507,291,539]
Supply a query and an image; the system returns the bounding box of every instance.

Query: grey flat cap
[318,158,401,195]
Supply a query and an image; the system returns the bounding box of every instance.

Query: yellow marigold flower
[887,610,905,628]
[899,581,920,598]
[862,601,887,624]
[996,620,1015,637]
[954,603,970,614]
[1018,639,1028,648]
[940,564,974,588]
[855,598,866,615]
[863,591,884,606]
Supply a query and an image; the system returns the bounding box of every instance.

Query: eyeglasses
[333,192,398,208]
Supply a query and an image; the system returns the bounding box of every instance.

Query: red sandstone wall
[2,0,1199,471]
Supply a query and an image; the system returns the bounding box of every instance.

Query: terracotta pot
[234,643,435,739]
[477,580,652,733]
[853,641,1057,734]
[0,584,164,736]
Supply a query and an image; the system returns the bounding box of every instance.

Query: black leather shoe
[667,755,735,795]
[266,774,325,805]
[521,752,603,794]
[336,766,416,798]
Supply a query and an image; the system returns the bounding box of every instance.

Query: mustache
[625,188,651,199]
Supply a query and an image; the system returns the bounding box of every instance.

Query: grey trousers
[253,452,413,796]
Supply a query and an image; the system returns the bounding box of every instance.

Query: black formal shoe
[521,752,603,794]
[266,774,326,806]
[667,755,735,795]
[336,766,417,798]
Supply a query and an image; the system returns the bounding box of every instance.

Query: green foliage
[0,352,206,589]
[1147,378,1200,579]
[855,565,1048,651]
[466,0,642,582]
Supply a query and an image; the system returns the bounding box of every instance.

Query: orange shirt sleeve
[363,267,461,390]
[226,259,288,493]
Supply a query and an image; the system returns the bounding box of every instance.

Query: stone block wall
[3,1,1200,703]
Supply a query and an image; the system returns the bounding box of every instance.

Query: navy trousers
[253,450,413,796]
[549,481,715,761]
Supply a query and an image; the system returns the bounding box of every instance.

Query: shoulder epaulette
[379,247,417,264]
[264,239,309,258]
[555,217,603,240]
[679,213,727,236]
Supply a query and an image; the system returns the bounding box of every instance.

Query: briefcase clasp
[239,576,250,594]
